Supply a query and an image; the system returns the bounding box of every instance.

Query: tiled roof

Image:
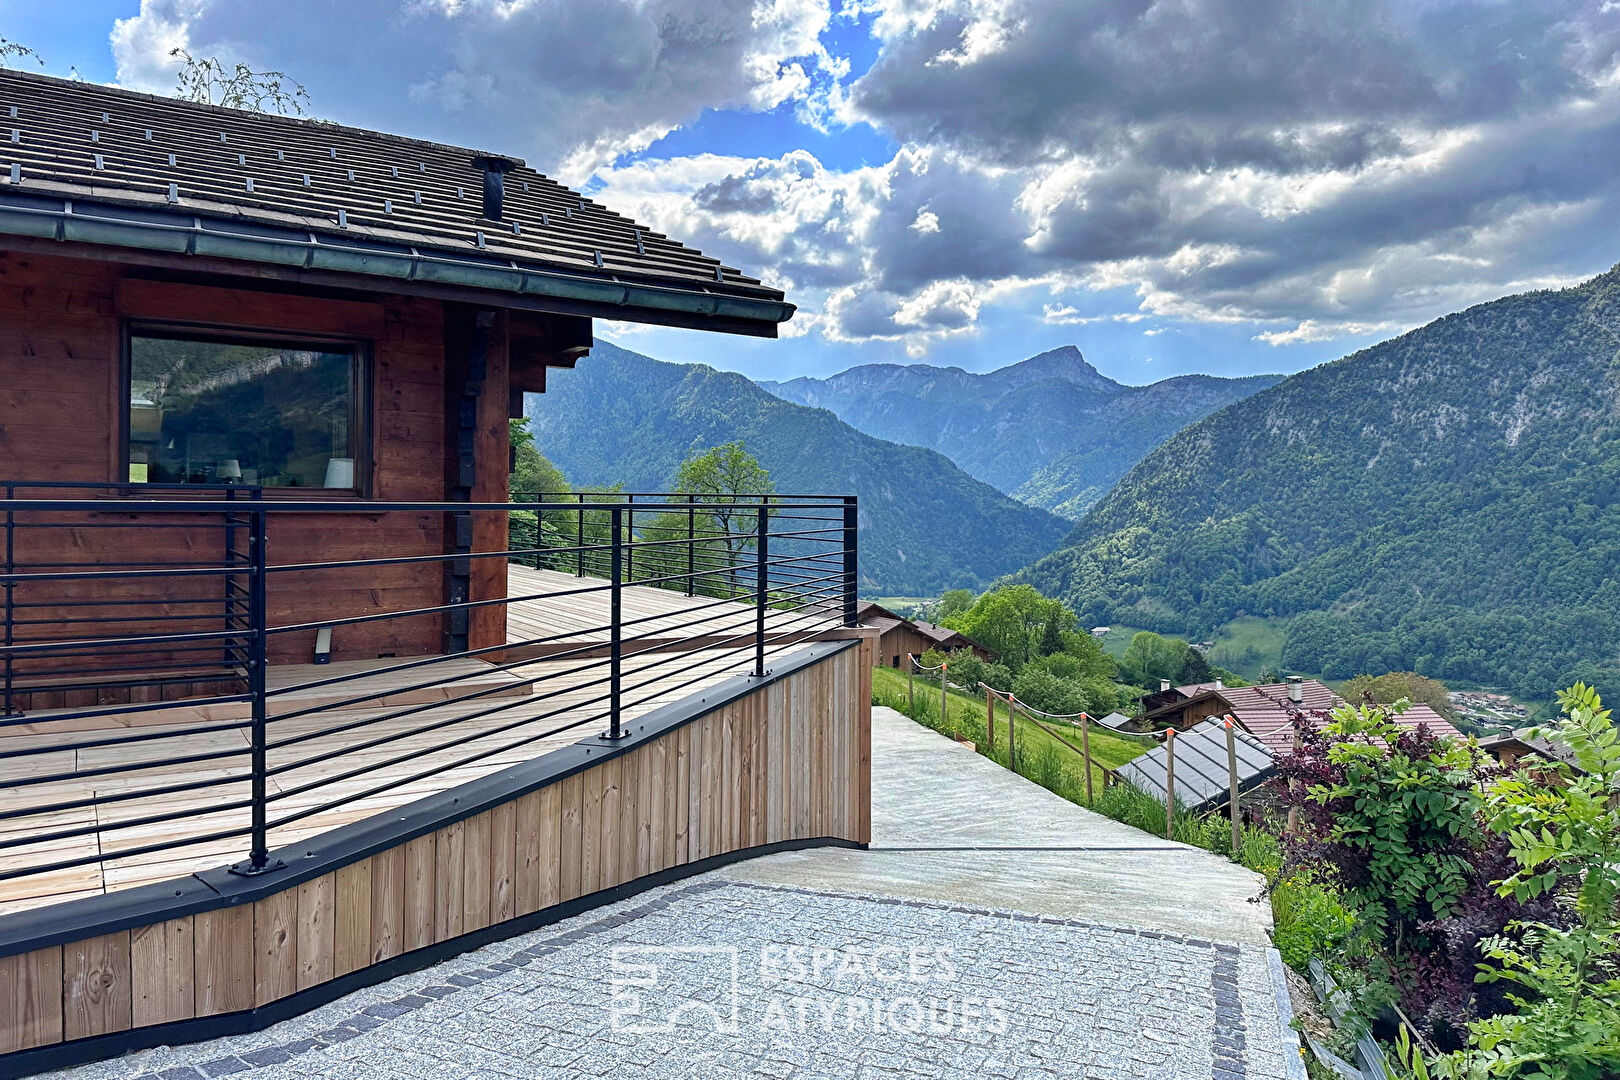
[1166,679,1465,754]
[0,70,789,328]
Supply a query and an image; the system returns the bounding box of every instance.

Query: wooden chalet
[854,602,994,668]
[0,70,875,1071]
[1138,676,1462,754]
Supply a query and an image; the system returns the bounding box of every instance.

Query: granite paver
[39,708,1303,1080]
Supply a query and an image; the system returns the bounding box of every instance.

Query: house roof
[1153,679,1465,754]
[1479,729,1585,773]
[854,603,988,656]
[1115,718,1276,814]
[0,70,792,335]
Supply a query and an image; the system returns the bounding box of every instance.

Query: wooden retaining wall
[0,637,872,1071]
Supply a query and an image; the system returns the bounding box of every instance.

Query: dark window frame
[120,320,373,498]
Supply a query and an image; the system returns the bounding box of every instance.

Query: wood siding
[0,642,869,1060]
[0,249,537,675]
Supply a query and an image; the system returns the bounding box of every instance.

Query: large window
[127,328,364,491]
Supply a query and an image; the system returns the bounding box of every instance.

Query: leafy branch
[171,48,311,116]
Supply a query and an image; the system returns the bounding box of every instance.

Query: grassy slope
[871,666,1146,785]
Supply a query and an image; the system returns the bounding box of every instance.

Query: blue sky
[9,1,1620,385]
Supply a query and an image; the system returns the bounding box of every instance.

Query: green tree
[1343,671,1459,723]
[1177,645,1214,685]
[670,441,774,593]
[510,419,569,499]
[1119,631,1186,688]
[943,584,1077,671]
[936,589,974,621]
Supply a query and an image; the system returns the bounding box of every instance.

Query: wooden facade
[0,248,571,668]
[0,638,873,1065]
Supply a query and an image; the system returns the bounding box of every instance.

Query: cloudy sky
[7,0,1620,383]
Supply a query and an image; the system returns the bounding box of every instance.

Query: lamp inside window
[127,329,362,491]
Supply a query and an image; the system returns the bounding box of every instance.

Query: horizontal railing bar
[265,687,611,804]
[0,565,249,583]
[0,627,252,656]
[0,763,255,824]
[0,498,850,514]
[0,710,251,750]
[0,825,255,885]
[266,652,614,751]
[0,740,248,789]
[0,792,257,852]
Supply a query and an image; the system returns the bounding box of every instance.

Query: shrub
[1011,667,1086,715]
[1272,871,1359,973]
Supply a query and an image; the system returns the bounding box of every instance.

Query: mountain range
[524,342,1071,596]
[1016,266,1620,700]
[761,347,1281,518]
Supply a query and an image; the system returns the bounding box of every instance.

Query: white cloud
[110,0,840,183]
[106,0,1620,358]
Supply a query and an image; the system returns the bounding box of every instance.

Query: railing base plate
[227,858,287,877]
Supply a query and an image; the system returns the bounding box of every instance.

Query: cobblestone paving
[42,708,1304,1080]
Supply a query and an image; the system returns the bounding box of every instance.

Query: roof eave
[0,190,794,337]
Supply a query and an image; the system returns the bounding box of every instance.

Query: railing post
[232,504,279,875]
[576,492,585,578]
[686,503,696,597]
[752,499,768,677]
[625,494,634,583]
[907,655,915,715]
[842,495,858,627]
[607,505,624,739]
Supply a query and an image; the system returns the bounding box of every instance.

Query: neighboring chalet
[1139,675,1462,754]
[1479,729,1585,774]
[0,70,873,1071]
[855,602,994,668]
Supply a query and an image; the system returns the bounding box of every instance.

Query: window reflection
[128,333,358,489]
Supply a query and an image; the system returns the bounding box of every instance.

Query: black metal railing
[0,488,857,890]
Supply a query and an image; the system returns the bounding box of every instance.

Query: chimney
[472,155,520,221]
[1286,675,1303,704]
[1214,677,1223,690]
[1159,679,1171,692]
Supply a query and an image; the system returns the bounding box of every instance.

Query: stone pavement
[42,707,1304,1080]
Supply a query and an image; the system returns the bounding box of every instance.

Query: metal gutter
[0,190,795,327]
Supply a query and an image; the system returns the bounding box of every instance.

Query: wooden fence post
[1164,727,1177,840]
[907,656,915,716]
[1007,694,1016,770]
[940,663,948,727]
[1224,715,1241,854]
[1080,712,1094,804]
[986,687,996,752]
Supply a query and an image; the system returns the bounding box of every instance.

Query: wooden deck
[503,564,820,653]
[0,569,846,919]
[0,649,762,916]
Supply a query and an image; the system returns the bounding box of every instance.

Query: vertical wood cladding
[0,644,868,1059]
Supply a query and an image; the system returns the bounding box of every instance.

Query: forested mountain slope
[762,346,1279,516]
[1015,268,1620,699]
[525,342,1071,596]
